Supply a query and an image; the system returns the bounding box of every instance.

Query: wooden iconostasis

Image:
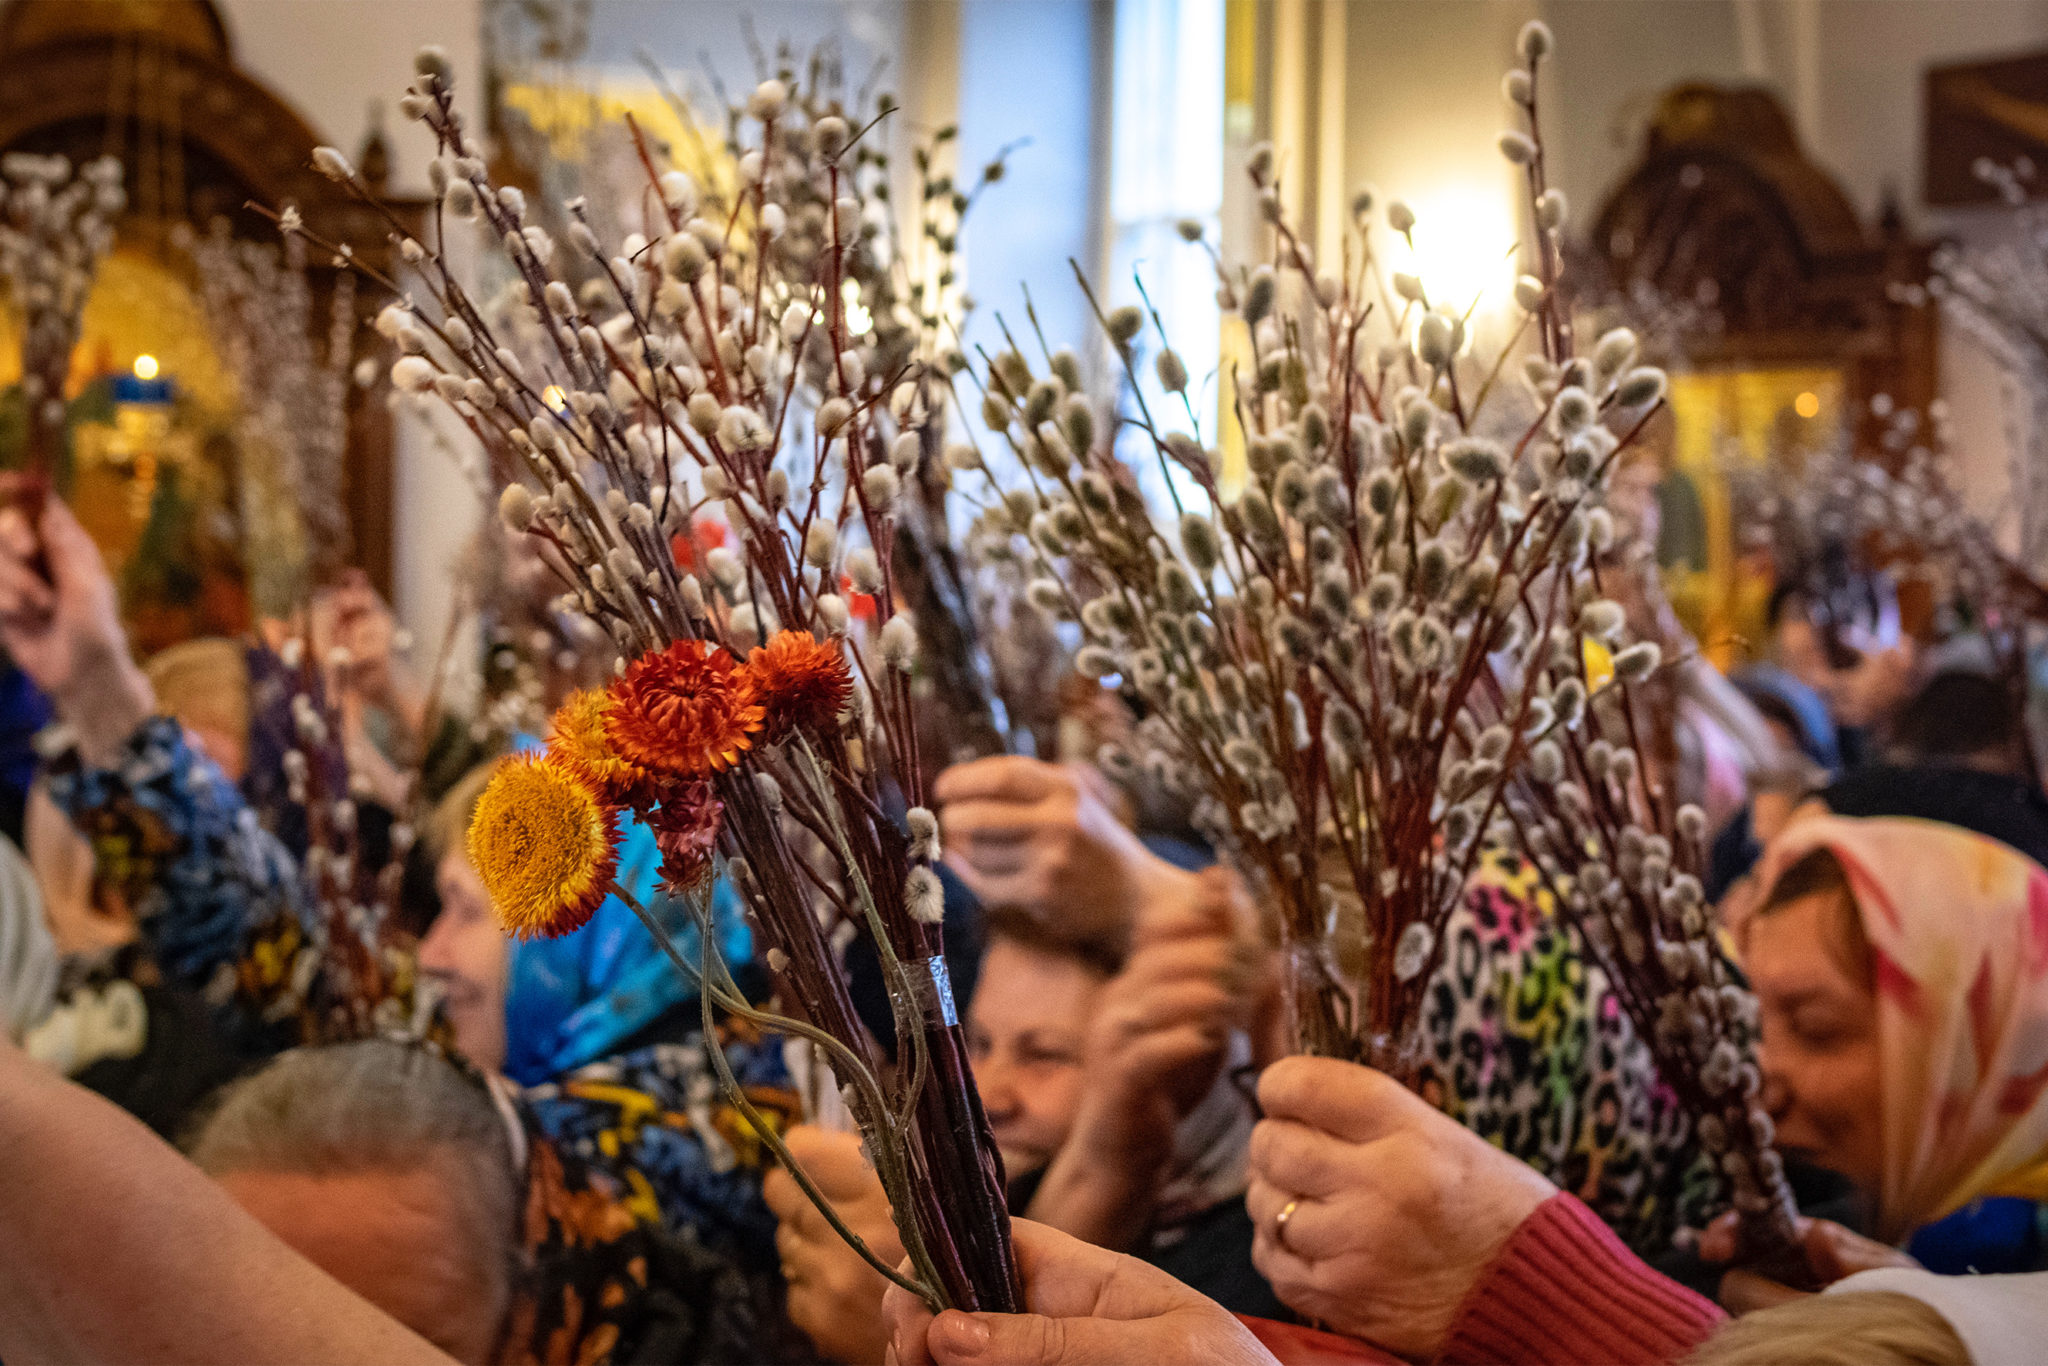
[1585,83,1936,668]
[0,0,414,652]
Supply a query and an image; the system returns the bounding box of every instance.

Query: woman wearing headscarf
[419,765,787,1276]
[1737,814,2048,1273]
[422,752,755,1089]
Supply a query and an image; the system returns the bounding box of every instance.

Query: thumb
[1117,1025,1225,1090]
[930,1310,1170,1366]
[38,499,103,597]
[1694,1211,1741,1265]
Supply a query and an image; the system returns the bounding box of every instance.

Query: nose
[417,914,455,977]
[1756,1045,1791,1122]
[974,1056,1020,1124]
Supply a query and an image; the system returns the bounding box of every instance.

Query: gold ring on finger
[1274,1197,1301,1254]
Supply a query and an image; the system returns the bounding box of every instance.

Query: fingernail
[936,1311,992,1358]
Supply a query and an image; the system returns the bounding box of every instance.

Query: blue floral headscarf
[501,736,751,1086]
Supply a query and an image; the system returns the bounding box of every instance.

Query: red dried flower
[606,639,765,777]
[838,573,878,621]
[670,516,727,572]
[651,778,723,895]
[745,629,853,742]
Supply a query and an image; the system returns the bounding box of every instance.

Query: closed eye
[1016,1033,1082,1067]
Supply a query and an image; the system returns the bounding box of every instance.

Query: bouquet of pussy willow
[952,22,1671,1067]
[626,39,1033,773]
[1760,403,2048,632]
[1854,152,2048,630]
[271,630,436,1043]
[950,21,1800,1265]
[1752,404,2048,779]
[178,219,361,594]
[1496,616,1804,1266]
[290,49,1017,1313]
[0,153,123,475]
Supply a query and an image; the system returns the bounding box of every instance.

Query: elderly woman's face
[966,938,1107,1181]
[219,1162,508,1363]
[1747,888,1883,1199]
[421,854,510,1073]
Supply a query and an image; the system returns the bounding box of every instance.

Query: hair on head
[1757,846,1871,984]
[186,1039,522,1322]
[980,904,1127,980]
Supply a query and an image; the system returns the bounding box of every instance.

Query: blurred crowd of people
[2,452,2047,1366]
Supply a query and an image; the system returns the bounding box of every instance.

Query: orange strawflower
[745,629,853,742]
[606,638,765,777]
[548,687,660,807]
[467,755,618,939]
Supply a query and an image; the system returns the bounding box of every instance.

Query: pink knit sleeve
[1434,1193,1727,1366]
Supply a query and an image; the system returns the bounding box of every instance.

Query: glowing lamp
[1389,184,1520,319]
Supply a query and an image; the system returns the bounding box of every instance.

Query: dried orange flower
[606,638,765,776]
[548,688,659,807]
[745,629,853,742]
[467,755,618,939]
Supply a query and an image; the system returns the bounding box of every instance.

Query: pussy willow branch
[609,880,943,1308]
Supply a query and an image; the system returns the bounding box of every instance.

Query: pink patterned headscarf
[1746,815,2048,1241]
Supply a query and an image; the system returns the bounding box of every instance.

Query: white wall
[216,0,484,197]
[1813,0,2048,228]
[956,0,1105,368]
[1540,0,1747,231]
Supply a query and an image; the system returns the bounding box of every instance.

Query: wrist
[1130,852,1201,920]
[1027,1126,1167,1250]
[1067,1086,1177,1173]
[56,649,153,769]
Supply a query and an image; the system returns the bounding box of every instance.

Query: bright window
[1107,0,1224,512]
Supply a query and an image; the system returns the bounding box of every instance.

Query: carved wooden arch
[1590,83,1936,445]
[0,0,413,595]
